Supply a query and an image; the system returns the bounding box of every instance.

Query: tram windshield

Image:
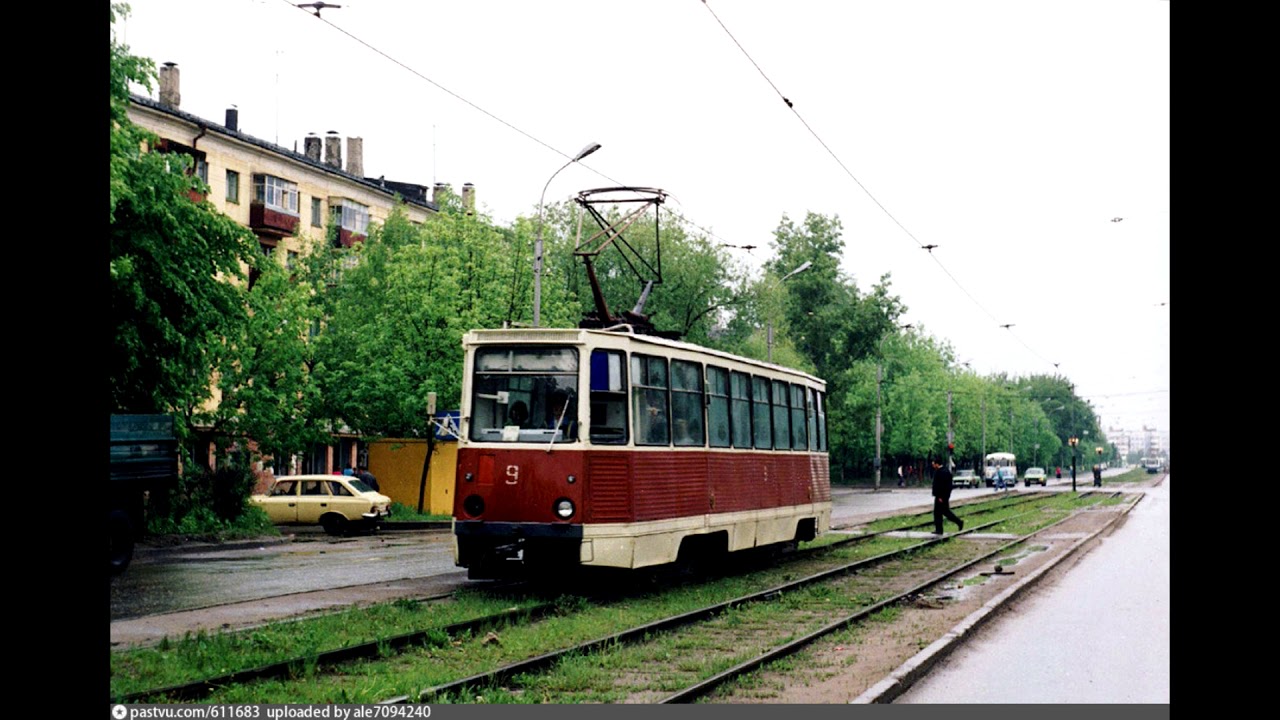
[470,347,579,443]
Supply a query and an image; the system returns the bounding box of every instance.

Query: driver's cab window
[469,346,579,443]
[271,480,296,496]
[328,481,354,497]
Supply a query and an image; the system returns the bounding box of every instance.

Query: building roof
[129,94,438,213]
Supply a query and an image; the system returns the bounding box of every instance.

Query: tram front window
[470,347,579,443]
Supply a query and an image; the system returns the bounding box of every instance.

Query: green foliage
[209,258,328,462]
[110,6,262,423]
[148,459,268,536]
[386,503,451,522]
[308,205,529,436]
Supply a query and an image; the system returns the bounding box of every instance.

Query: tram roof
[463,327,825,387]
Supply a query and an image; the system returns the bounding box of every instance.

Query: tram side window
[806,387,819,451]
[772,380,792,449]
[589,349,628,445]
[730,371,753,448]
[752,376,772,449]
[632,354,670,445]
[790,383,808,450]
[671,359,705,446]
[817,391,828,451]
[707,366,731,448]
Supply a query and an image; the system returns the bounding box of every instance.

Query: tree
[110,4,262,427]
[309,203,532,437]
[207,258,327,465]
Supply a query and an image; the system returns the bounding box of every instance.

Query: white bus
[984,452,1017,487]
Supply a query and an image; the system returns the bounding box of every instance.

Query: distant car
[1024,467,1047,487]
[250,474,392,535]
[952,469,980,488]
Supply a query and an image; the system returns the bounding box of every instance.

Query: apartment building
[125,62,473,476]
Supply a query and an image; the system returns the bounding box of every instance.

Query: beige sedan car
[251,474,392,535]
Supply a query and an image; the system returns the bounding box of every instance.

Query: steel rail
[659,493,1139,703]
[406,500,1061,704]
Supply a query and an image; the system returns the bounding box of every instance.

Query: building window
[311,197,322,227]
[332,199,370,234]
[226,170,240,204]
[287,250,299,270]
[252,174,300,214]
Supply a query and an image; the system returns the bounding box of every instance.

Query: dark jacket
[932,465,953,500]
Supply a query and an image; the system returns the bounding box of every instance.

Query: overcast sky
[117,0,1170,436]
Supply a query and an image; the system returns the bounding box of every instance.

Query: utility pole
[947,390,954,468]
[981,395,987,479]
[874,360,883,490]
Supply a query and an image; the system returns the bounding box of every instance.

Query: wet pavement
[894,475,1170,703]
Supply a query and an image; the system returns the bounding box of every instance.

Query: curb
[134,522,452,558]
[850,493,1143,704]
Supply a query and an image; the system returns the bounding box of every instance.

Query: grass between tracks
[111,492,1111,703]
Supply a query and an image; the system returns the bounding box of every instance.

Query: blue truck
[109,414,179,574]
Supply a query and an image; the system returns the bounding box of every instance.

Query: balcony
[334,227,367,248]
[250,202,300,237]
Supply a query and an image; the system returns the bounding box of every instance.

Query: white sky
[117,0,1170,436]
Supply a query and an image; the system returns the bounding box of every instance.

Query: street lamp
[875,323,913,491]
[533,142,601,327]
[766,261,812,362]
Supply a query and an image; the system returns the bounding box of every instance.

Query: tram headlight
[553,498,575,519]
[463,495,485,517]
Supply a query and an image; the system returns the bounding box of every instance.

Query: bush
[147,459,276,539]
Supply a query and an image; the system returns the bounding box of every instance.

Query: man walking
[931,458,964,535]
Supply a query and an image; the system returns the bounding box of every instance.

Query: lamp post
[1068,436,1079,492]
[533,142,601,327]
[766,260,812,362]
[875,323,913,491]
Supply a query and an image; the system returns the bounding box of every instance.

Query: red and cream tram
[451,327,832,578]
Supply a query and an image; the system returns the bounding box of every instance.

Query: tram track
[113,491,1124,704]
[404,496,1077,704]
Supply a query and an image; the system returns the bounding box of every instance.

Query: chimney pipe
[346,137,363,177]
[462,183,475,216]
[304,133,321,162]
[432,183,449,208]
[158,62,180,108]
[324,131,342,169]
[225,106,239,132]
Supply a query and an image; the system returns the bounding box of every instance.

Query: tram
[451,186,831,578]
[451,327,832,578]
[983,452,1017,487]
